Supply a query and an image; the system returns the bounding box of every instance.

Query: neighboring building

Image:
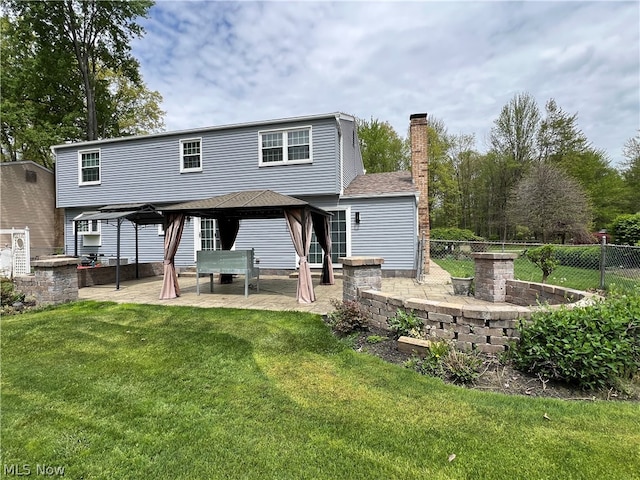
[0,161,64,258]
[52,112,427,276]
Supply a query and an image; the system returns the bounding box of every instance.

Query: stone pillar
[410,113,430,278]
[15,256,80,306]
[341,257,384,301]
[471,252,517,303]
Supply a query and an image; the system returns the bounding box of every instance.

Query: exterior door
[194,218,220,261]
[308,209,349,268]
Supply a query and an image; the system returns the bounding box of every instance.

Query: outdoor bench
[196,249,260,297]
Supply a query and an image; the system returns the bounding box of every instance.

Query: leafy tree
[490,92,541,166]
[488,92,542,239]
[96,68,165,138]
[560,149,627,228]
[0,16,82,167]
[537,99,590,163]
[426,118,460,228]
[622,132,640,212]
[4,0,154,142]
[508,162,592,243]
[356,117,409,173]
[449,133,479,231]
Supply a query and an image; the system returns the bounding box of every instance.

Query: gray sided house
[52,112,420,275]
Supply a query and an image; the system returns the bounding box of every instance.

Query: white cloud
[132,0,640,165]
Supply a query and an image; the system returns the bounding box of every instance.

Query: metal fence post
[599,235,606,290]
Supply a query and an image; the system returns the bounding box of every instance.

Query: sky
[131,0,640,166]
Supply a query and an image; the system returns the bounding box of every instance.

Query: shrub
[611,212,640,246]
[430,228,486,258]
[1,277,24,306]
[553,246,601,270]
[511,289,640,390]
[406,341,482,385]
[327,299,369,335]
[387,309,424,339]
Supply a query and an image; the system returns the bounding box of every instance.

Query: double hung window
[259,127,311,165]
[180,138,202,172]
[79,149,100,185]
[76,219,101,235]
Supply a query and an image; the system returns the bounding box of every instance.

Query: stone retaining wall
[359,289,529,353]
[506,279,589,306]
[357,284,598,353]
[78,262,164,288]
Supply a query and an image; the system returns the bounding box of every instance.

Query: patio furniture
[196,249,260,297]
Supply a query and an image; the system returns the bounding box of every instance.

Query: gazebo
[160,190,335,303]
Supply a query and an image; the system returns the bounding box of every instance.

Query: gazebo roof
[162,190,331,219]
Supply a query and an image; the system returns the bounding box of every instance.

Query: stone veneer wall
[472,252,518,302]
[358,290,529,353]
[341,257,383,301]
[357,288,597,353]
[505,279,589,306]
[342,256,598,353]
[78,262,164,288]
[15,256,80,305]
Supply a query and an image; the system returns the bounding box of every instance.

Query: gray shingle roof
[344,171,416,197]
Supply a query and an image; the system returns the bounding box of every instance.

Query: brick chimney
[410,113,430,278]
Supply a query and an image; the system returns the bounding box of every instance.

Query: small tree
[525,245,558,283]
[508,162,592,243]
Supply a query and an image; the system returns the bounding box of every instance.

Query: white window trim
[306,207,350,269]
[75,219,101,236]
[180,137,203,173]
[258,126,313,167]
[78,148,101,186]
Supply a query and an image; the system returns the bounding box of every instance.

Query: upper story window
[180,138,202,172]
[79,149,101,185]
[259,127,312,166]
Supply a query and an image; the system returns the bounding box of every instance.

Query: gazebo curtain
[285,207,315,303]
[159,213,186,299]
[311,211,334,285]
[218,217,240,284]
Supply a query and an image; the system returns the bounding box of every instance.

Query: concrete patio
[78,262,492,315]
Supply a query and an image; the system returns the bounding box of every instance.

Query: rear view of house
[52,112,424,276]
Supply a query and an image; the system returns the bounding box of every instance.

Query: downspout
[335,114,344,195]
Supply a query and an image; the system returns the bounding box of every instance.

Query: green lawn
[2,302,639,479]
[434,256,638,291]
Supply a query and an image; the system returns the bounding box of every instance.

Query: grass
[2,302,640,479]
[434,256,639,291]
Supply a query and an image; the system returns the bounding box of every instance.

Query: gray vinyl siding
[302,194,417,272]
[339,118,364,190]
[345,196,417,271]
[55,118,341,209]
[234,218,299,270]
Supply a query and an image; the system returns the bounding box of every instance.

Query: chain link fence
[429,240,640,292]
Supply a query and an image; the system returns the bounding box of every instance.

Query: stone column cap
[471,252,518,260]
[340,256,384,266]
[32,256,81,267]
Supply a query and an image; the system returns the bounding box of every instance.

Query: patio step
[289,270,343,279]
